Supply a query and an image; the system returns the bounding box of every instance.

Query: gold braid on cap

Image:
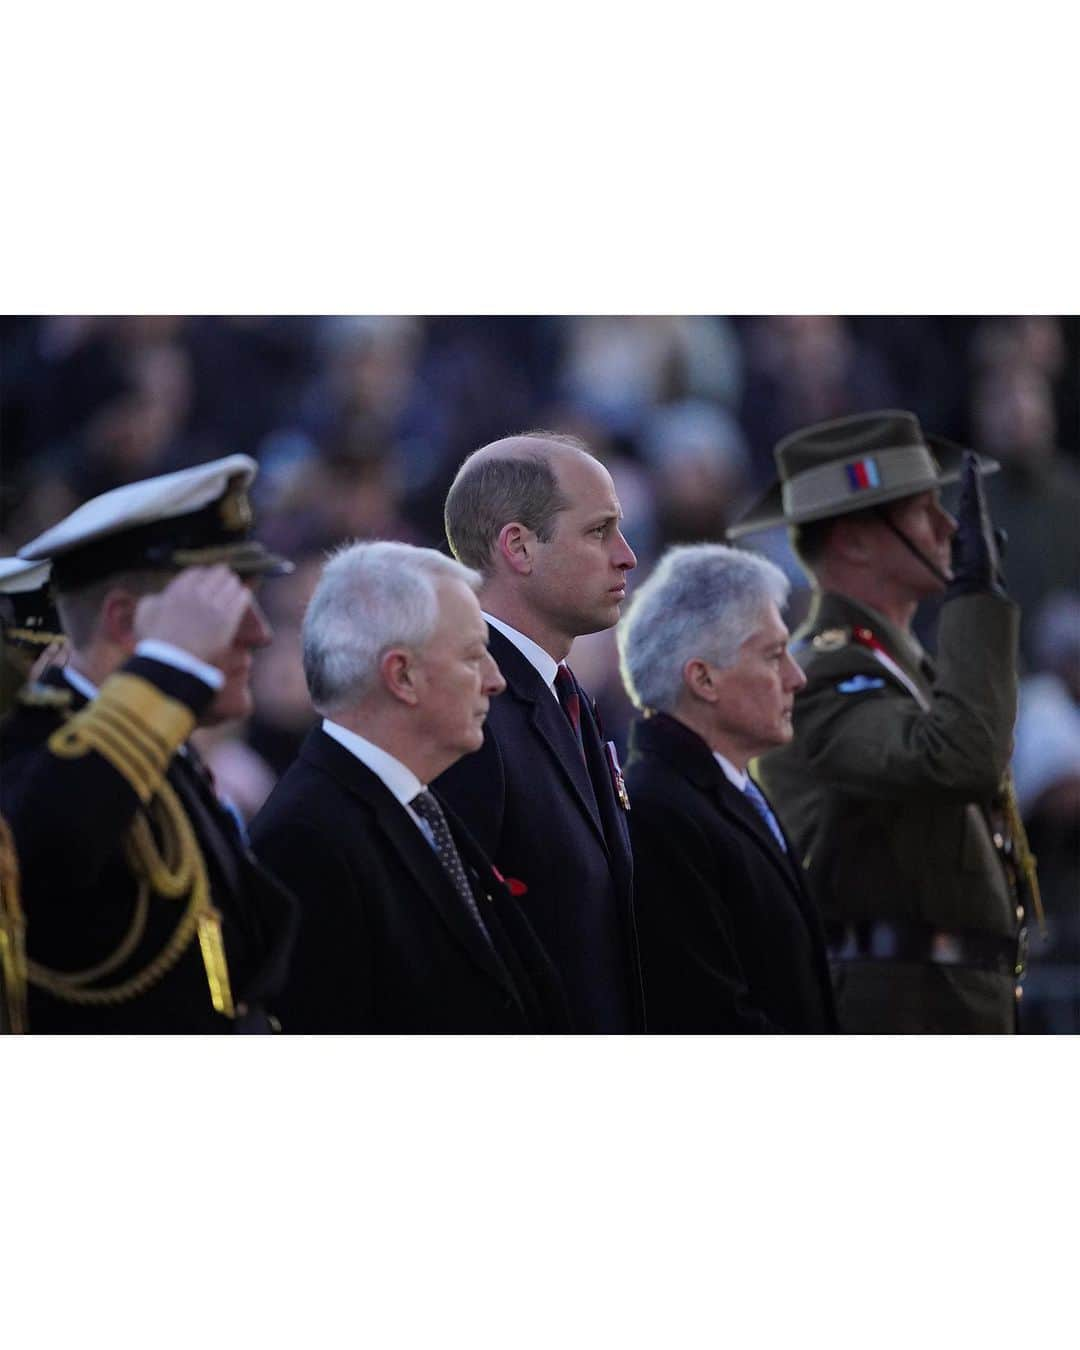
[3,626,61,647]
[0,814,28,1035]
[25,673,236,1017]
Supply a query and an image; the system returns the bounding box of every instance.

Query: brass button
[1015,985,1024,1002]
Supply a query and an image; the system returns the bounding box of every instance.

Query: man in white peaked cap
[0,456,298,1033]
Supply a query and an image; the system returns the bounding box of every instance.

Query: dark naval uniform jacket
[756,590,1022,1034]
[0,657,298,1033]
[624,713,837,1033]
[250,726,572,1033]
[433,625,644,1033]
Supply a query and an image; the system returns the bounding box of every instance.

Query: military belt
[826,919,1026,980]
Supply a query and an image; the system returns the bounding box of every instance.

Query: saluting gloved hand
[945,451,1007,600]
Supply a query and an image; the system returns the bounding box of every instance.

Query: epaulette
[810,627,850,653]
[47,673,196,804]
[23,673,236,1020]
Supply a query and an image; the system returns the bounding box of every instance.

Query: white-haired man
[617,544,837,1033]
[250,541,571,1033]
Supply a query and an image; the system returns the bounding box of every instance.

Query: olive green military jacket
[756,590,1021,1034]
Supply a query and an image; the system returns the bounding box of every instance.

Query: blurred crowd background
[2,315,1078,1030]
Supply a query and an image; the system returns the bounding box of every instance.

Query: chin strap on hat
[873,507,951,586]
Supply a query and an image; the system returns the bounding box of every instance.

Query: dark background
[3,314,1077,1029]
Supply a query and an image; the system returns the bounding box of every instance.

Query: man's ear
[832,517,873,566]
[683,657,720,704]
[380,647,421,706]
[100,588,139,646]
[496,522,535,576]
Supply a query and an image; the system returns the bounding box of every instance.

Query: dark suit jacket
[624,713,837,1034]
[0,659,297,1034]
[433,626,644,1032]
[250,727,572,1033]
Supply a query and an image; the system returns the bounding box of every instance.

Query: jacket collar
[482,612,560,691]
[628,711,729,792]
[803,591,930,677]
[486,627,607,847]
[628,712,803,888]
[299,727,522,1003]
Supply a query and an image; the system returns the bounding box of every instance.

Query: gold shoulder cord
[23,672,236,1019]
[0,814,28,1034]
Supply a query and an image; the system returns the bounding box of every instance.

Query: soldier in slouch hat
[731,410,1030,1033]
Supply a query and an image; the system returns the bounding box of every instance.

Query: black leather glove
[945,451,1007,599]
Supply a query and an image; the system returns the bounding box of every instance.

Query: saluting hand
[945,451,1007,599]
[134,566,253,668]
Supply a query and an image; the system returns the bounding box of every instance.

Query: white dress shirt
[320,719,433,843]
[713,751,748,792]
[482,612,562,703]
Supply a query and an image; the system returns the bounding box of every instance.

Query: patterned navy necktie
[742,778,788,854]
[411,790,492,941]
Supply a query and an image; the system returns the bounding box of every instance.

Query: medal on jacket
[605,740,631,811]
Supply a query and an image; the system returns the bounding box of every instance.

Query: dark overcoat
[250,726,572,1033]
[0,657,297,1033]
[433,627,644,1032]
[624,712,837,1034]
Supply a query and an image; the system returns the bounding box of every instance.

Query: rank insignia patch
[836,675,886,694]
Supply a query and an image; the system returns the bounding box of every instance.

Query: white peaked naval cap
[0,558,52,593]
[19,454,292,588]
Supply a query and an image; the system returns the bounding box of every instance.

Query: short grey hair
[444,431,590,575]
[617,544,791,713]
[302,540,482,714]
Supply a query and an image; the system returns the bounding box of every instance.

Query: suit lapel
[489,629,608,851]
[704,763,832,959]
[631,712,807,904]
[301,729,522,1002]
[711,774,807,898]
[578,685,632,874]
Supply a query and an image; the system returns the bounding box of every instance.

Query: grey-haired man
[618,544,837,1033]
[250,540,571,1033]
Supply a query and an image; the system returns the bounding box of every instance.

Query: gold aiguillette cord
[1002,776,1046,939]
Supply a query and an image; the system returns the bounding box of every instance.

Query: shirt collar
[321,719,425,808]
[713,751,748,792]
[64,664,99,702]
[482,612,561,695]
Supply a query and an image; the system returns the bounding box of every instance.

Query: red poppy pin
[491,864,528,897]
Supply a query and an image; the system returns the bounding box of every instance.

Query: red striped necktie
[554,664,585,757]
